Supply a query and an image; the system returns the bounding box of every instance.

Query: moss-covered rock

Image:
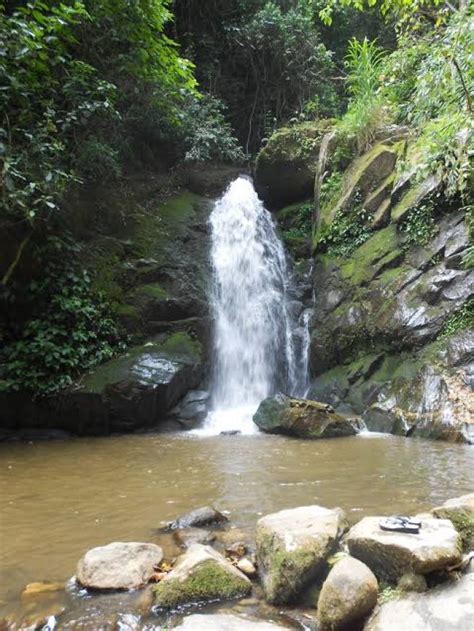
[432,494,474,552]
[255,121,334,208]
[253,393,357,438]
[256,505,348,604]
[153,544,251,608]
[317,556,378,630]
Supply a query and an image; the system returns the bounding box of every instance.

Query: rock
[76,542,163,590]
[255,121,333,208]
[317,556,378,630]
[173,528,216,548]
[173,613,288,630]
[236,558,257,577]
[226,541,247,558]
[397,572,428,593]
[365,572,474,631]
[253,393,357,439]
[256,505,348,604]
[346,517,462,582]
[391,174,441,222]
[21,581,64,598]
[432,494,474,552]
[19,604,66,630]
[166,506,229,530]
[153,544,251,608]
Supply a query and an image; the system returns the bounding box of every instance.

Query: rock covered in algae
[346,516,462,582]
[253,393,357,438]
[76,542,163,590]
[153,543,251,608]
[432,494,474,552]
[317,556,378,630]
[256,505,348,604]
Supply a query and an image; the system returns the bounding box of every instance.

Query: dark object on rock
[380,516,421,534]
[253,393,358,438]
[220,430,241,436]
[166,506,229,531]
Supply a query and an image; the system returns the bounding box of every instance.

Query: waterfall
[197,176,308,435]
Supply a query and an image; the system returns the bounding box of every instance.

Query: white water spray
[197,177,309,435]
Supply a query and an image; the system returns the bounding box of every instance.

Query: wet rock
[166,506,229,530]
[236,558,257,577]
[173,613,288,630]
[153,543,251,608]
[173,528,216,549]
[170,390,209,429]
[19,604,66,630]
[346,517,462,582]
[226,541,248,558]
[220,430,241,436]
[253,393,357,439]
[365,572,474,631]
[432,494,474,552]
[256,505,348,604]
[397,572,428,593]
[317,556,378,630]
[76,542,163,590]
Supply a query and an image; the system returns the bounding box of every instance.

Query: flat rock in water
[166,506,229,530]
[365,572,474,631]
[76,542,163,590]
[153,543,251,608]
[346,517,462,581]
[317,556,378,629]
[173,527,216,548]
[256,505,348,604]
[253,393,357,439]
[432,493,474,552]
[173,613,288,630]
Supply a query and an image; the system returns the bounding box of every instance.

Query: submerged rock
[173,528,216,549]
[366,572,474,631]
[317,556,378,630]
[432,494,474,552]
[253,393,357,438]
[346,517,462,582]
[153,543,251,608]
[173,613,288,630]
[166,506,229,530]
[256,505,348,604]
[76,542,163,590]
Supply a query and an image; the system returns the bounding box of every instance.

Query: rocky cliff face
[256,122,473,443]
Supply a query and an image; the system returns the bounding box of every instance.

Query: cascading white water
[197,176,308,435]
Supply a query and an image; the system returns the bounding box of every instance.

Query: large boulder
[153,544,251,608]
[432,494,474,552]
[317,556,378,630]
[346,517,462,582]
[76,542,163,590]
[256,505,348,604]
[253,393,357,438]
[173,613,288,630]
[365,572,474,631]
[255,121,333,208]
[60,332,203,433]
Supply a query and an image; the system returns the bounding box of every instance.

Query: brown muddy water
[1,432,473,628]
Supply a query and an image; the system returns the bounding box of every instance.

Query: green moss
[160,331,202,361]
[153,560,250,608]
[133,283,169,302]
[258,121,333,165]
[116,304,141,320]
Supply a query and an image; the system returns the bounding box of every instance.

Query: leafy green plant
[337,37,389,153]
[438,299,474,341]
[399,201,437,246]
[319,199,373,257]
[75,136,121,183]
[0,237,126,395]
[181,94,244,163]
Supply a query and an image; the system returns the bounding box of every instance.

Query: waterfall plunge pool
[1,431,473,623]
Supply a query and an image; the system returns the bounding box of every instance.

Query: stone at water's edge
[317,556,378,630]
[365,572,474,631]
[166,506,229,530]
[432,493,474,553]
[256,505,348,604]
[346,517,462,582]
[153,543,251,608]
[76,542,163,590]
[253,393,358,438]
[173,613,288,630]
